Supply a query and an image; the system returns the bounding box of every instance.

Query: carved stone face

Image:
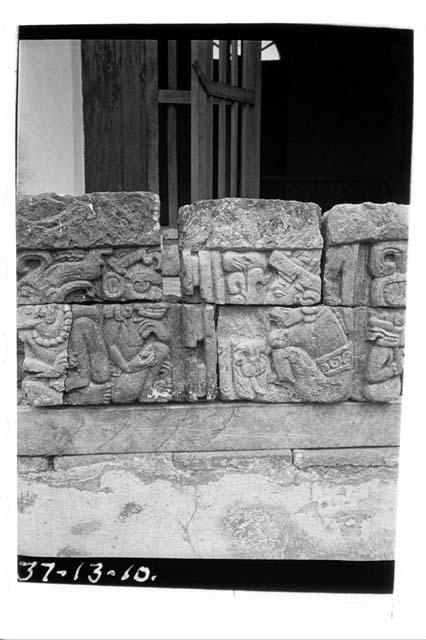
[231,338,269,378]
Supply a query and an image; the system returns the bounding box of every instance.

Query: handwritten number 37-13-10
[18,561,157,584]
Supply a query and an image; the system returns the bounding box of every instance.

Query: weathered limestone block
[64,303,217,405]
[352,307,405,401]
[17,449,398,560]
[17,192,160,249]
[178,198,323,305]
[218,306,353,402]
[322,202,408,307]
[17,304,72,406]
[16,192,163,304]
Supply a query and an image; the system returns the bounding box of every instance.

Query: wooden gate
[82,39,262,226]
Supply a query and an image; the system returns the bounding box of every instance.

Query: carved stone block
[64,303,217,406]
[17,247,162,304]
[352,307,405,402]
[178,198,323,304]
[17,304,72,406]
[217,306,353,402]
[217,305,405,403]
[17,192,161,249]
[322,202,408,307]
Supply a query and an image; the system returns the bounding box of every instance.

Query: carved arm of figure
[22,349,68,378]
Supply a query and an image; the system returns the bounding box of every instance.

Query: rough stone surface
[352,307,405,401]
[18,456,50,474]
[179,199,322,305]
[321,202,408,246]
[17,304,72,406]
[218,306,353,402]
[293,447,399,469]
[16,192,161,249]
[322,203,408,307]
[17,449,398,560]
[17,402,401,457]
[17,247,162,304]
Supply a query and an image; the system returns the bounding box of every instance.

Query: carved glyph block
[179,198,323,305]
[17,304,72,406]
[217,306,353,402]
[17,247,162,304]
[322,202,408,307]
[64,303,217,406]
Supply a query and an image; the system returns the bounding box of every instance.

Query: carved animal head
[231,337,269,378]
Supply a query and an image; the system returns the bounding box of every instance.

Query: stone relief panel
[17,247,162,304]
[181,248,321,305]
[62,303,217,406]
[352,307,405,402]
[179,198,323,305]
[322,202,408,307]
[17,304,72,406]
[218,306,353,403]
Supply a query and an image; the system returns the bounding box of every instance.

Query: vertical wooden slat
[141,40,159,194]
[121,40,143,190]
[167,40,178,226]
[240,40,262,198]
[217,40,228,198]
[191,40,213,202]
[81,40,123,192]
[229,39,239,197]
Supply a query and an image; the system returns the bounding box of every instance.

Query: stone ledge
[293,447,399,469]
[17,401,401,457]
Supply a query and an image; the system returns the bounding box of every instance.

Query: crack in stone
[209,407,238,443]
[157,424,181,451]
[100,416,132,450]
[180,490,199,554]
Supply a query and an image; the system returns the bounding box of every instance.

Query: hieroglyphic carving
[368,241,407,307]
[323,241,407,307]
[352,307,405,402]
[218,306,352,402]
[181,249,322,305]
[17,247,162,304]
[17,304,72,405]
[61,303,217,406]
[322,202,408,307]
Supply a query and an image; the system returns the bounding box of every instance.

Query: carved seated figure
[17,303,73,404]
[65,306,112,405]
[103,304,172,403]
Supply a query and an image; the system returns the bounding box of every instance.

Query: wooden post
[217,40,228,198]
[240,40,262,198]
[191,40,213,202]
[229,39,239,197]
[167,40,178,226]
[140,40,159,194]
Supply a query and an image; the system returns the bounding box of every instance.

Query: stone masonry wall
[16,193,408,560]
